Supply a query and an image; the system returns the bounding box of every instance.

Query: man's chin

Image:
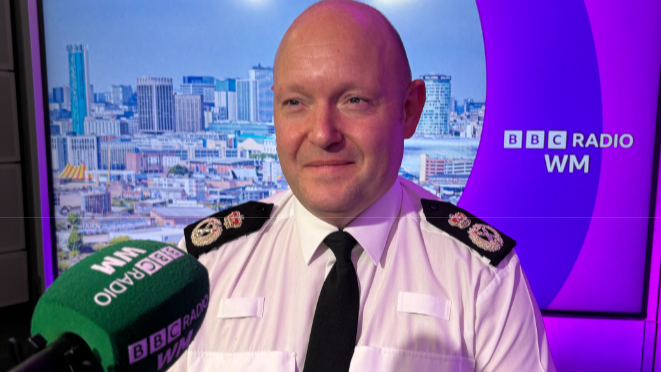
[297,188,360,218]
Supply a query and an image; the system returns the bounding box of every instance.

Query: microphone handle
[8,333,97,372]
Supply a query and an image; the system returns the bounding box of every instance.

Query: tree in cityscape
[249,153,277,161]
[66,212,81,229]
[67,228,82,253]
[109,236,131,245]
[168,164,189,176]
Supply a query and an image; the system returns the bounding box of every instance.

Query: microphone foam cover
[31,240,210,371]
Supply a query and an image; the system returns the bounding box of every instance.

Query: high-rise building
[51,136,68,172]
[67,44,93,135]
[417,74,451,136]
[236,79,258,122]
[65,136,99,170]
[174,93,204,132]
[52,87,64,104]
[180,76,216,104]
[249,64,274,123]
[111,85,133,106]
[214,78,237,122]
[137,77,175,133]
[94,92,110,103]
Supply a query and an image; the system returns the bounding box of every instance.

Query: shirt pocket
[350,346,475,372]
[188,350,296,371]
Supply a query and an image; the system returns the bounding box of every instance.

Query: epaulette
[183,201,274,259]
[421,199,515,267]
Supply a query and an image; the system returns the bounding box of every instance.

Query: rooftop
[190,157,255,165]
[152,207,215,218]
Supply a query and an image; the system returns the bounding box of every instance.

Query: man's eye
[286,99,300,106]
[349,97,362,104]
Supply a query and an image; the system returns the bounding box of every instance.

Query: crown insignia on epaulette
[421,199,515,266]
[224,211,244,229]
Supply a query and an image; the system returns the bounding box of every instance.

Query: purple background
[27,0,661,369]
[466,0,604,311]
[549,0,661,313]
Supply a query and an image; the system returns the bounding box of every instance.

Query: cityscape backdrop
[42,0,487,274]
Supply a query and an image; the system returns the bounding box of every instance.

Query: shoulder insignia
[421,199,516,267]
[183,201,274,259]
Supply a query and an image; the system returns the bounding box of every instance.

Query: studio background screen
[41,0,661,315]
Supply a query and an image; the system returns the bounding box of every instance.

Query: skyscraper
[214,78,237,122]
[417,74,451,136]
[137,77,175,133]
[111,85,133,106]
[174,93,204,132]
[67,44,92,135]
[50,136,68,172]
[181,76,216,104]
[236,79,258,122]
[249,64,274,123]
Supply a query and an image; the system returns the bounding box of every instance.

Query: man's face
[273,18,408,221]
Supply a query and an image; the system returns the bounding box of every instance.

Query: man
[171,1,555,371]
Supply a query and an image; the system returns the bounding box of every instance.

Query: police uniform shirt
[169,177,556,371]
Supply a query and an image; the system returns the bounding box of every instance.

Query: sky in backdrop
[42,0,486,102]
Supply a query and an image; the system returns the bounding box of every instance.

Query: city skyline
[43,0,486,274]
[42,0,486,103]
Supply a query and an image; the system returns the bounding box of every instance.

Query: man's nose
[307,102,343,149]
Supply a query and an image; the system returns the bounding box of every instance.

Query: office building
[464,99,486,115]
[51,86,71,110]
[263,158,284,183]
[99,139,137,170]
[111,85,133,106]
[214,78,237,122]
[180,76,216,104]
[50,136,68,172]
[417,74,451,136]
[237,79,258,122]
[137,77,174,133]
[126,151,177,173]
[65,136,99,170]
[419,154,474,183]
[174,93,204,132]
[67,44,93,135]
[249,64,274,123]
[147,176,205,199]
[83,118,122,136]
[80,191,111,214]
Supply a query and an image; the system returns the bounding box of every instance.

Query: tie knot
[323,231,357,263]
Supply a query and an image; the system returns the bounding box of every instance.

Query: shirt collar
[294,179,402,266]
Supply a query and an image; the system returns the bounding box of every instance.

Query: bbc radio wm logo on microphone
[504,130,634,173]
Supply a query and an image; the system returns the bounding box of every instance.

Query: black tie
[304,231,359,372]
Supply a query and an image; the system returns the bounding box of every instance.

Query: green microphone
[11,240,209,371]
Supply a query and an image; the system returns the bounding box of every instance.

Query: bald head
[272,0,426,227]
[274,0,412,93]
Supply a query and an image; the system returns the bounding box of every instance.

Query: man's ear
[402,79,426,139]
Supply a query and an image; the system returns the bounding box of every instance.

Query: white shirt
[169,177,555,372]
